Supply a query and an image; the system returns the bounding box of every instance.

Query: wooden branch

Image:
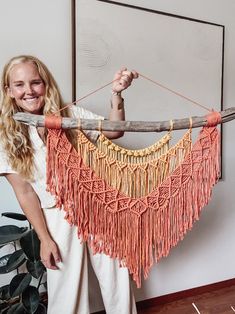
[13,107,235,132]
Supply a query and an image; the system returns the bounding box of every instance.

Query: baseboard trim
[94,278,235,313]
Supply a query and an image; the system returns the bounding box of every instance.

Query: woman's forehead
[9,62,40,80]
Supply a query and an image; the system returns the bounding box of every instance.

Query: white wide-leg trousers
[43,208,137,314]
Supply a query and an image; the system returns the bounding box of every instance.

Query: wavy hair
[0,55,72,180]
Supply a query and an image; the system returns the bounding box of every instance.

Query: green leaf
[0,254,12,274]
[0,226,28,245]
[6,249,26,273]
[20,230,40,262]
[0,303,10,313]
[34,303,47,314]
[26,260,46,279]
[0,285,10,300]
[7,302,26,314]
[22,286,40,314]
[2,212,28,221]
[9,273,32,298]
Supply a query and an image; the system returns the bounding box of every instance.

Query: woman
[0,55,138,313]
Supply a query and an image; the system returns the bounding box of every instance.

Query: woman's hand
[112,67,138,94]
[105,67,138,139]
[40,238,62,270]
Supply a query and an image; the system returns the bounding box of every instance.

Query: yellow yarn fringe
[77,129,192,198]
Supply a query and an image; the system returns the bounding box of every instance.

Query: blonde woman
[0,55,138,314]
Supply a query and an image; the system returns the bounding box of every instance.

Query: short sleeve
[0,142,16,175]
[70,105,104,142]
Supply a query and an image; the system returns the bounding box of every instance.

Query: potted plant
[0,212,47,314]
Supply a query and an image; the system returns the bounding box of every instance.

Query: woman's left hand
[112,67,138,94]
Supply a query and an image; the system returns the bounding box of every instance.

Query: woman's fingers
[121,70,138,79]
[41,257,58,270]
[112,68,138,92]
[52,246,62,264]
[40,240,62,270]
[41,254,59,270]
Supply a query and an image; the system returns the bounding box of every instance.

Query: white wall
[0,0,72,219]
[1,0,235,312]
[0,0,72,294]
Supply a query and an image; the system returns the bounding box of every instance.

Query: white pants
[43,207,137,314]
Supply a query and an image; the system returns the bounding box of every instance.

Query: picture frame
[71,0,224,176]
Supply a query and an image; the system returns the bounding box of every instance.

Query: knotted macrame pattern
[46,126,220,287]
[78,130,192,197]
[97,131,172,162]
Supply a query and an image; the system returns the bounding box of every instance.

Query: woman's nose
[25,84,33,94]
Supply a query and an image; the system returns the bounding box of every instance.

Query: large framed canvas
[71,0,224,172]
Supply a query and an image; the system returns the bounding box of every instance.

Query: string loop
[98,120,102,132]
[206,111,222,127]
[45,115,62,129]
[189,117,193,129]
[51,71,215,126]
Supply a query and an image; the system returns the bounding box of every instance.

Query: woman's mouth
[23,97,38,102]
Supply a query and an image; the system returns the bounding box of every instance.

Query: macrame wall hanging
[14,73,225,287]
[46,119,220,287]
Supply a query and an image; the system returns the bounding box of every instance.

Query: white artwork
[74,0,224,148]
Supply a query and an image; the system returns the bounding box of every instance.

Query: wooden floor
[137,284,235,314]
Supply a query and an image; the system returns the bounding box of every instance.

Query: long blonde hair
[0,55,71,180]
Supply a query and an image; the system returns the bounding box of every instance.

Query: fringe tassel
[46,126,220,287]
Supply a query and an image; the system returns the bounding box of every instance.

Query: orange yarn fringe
[46,126,220,287]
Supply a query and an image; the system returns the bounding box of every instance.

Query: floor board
[137,285,235,314]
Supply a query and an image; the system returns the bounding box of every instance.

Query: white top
[0,106,103,209]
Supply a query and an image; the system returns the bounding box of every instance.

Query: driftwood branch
[13,107,235,132]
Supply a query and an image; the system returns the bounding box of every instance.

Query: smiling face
[7,61,46,114]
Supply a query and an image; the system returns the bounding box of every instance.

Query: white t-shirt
[0,106,103,209]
